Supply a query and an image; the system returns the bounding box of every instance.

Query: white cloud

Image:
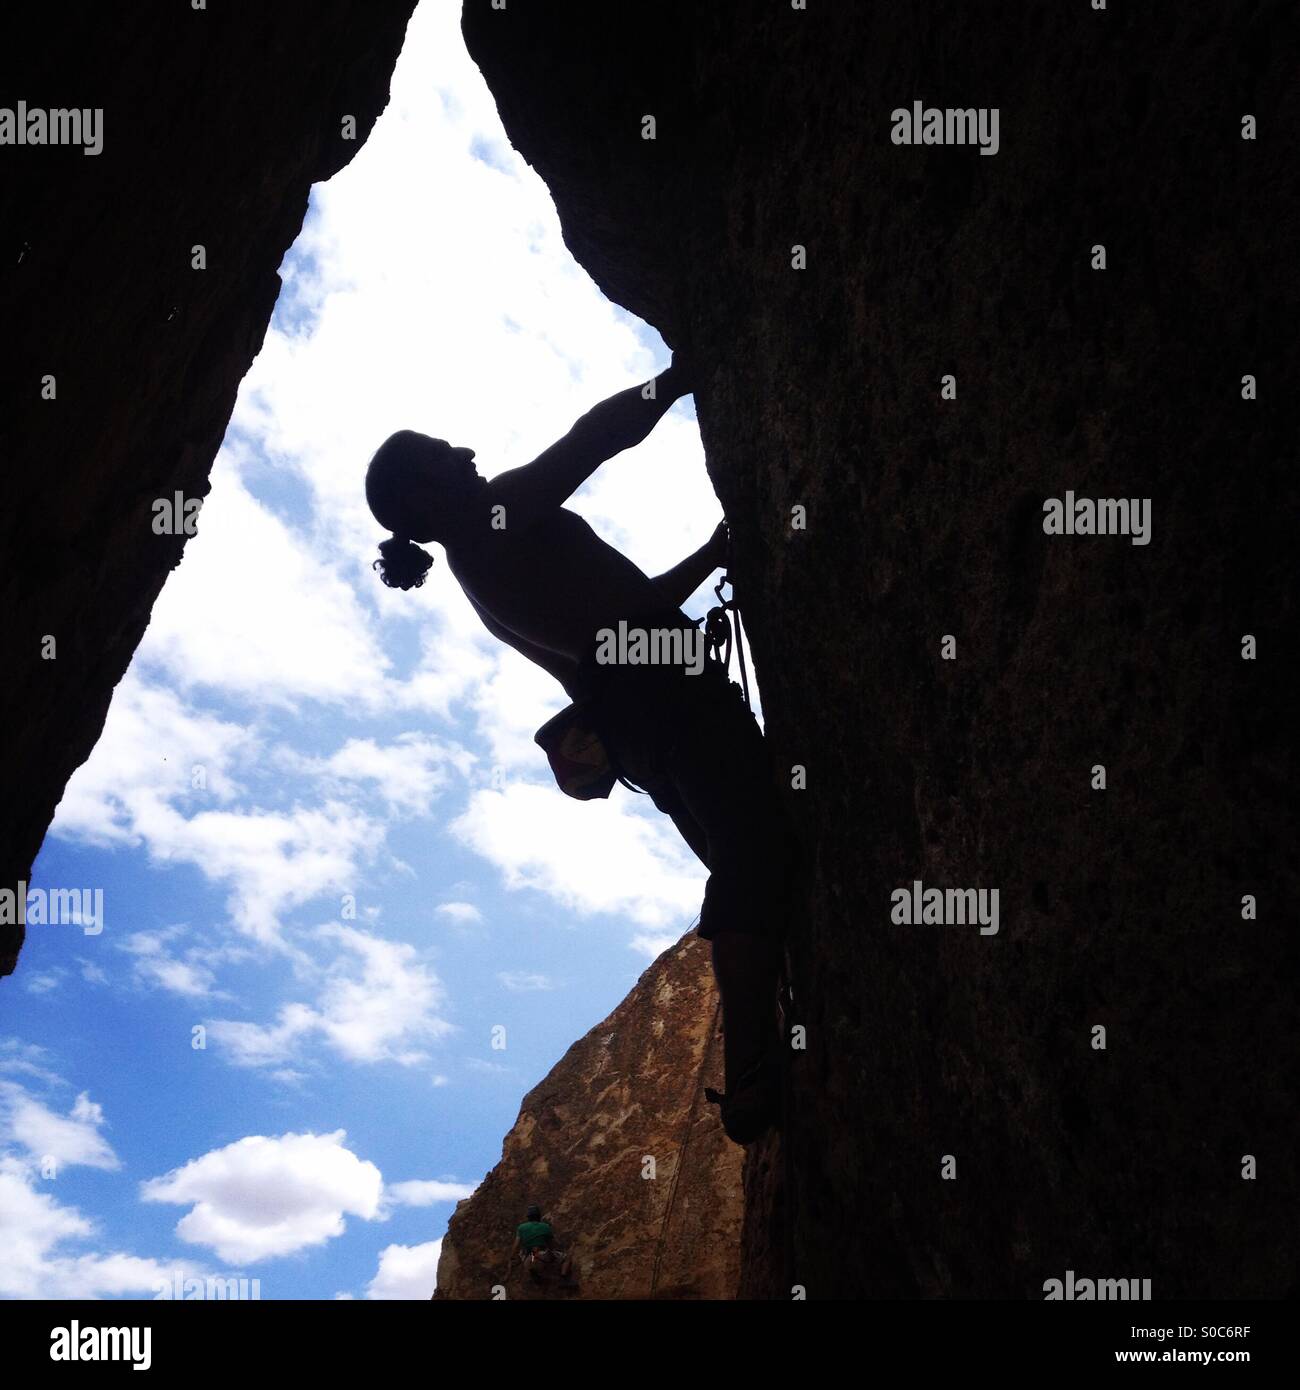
[0,1077,207,1299]
[467,646,570,774]
[464,1058,510,1076]
[52,671,254,847]
[52,675,386,951]
[568,410,721,598]
[0,1084,119,1172]
[119,929,222,999]
[498,971,553,992]
[451,784,704,929]
[207,925,451,1070]
[158,801,385,948]
[284,733,474,815]
[435,901,482,924]
[138,460,394,709]
[629,932,683,961]
[309,926,450,1063]
[0,1039,63,1086]
[365,1239,443,1300]
[136,955,217,998]
[0,1156,207,1299]
[389,609,500,721]
[141,1130,383,1264]
[385,1178,476,1207]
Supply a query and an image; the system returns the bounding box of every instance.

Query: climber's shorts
[577,609,796,942]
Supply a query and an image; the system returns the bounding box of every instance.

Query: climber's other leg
[710,930,781,1090]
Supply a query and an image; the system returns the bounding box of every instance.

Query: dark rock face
[435,932,742,1300]
[463,0,1297,1297]
[0,0,417,970]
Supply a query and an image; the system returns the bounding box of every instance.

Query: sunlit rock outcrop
[434,931,742,1300]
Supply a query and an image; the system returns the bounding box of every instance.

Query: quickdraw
[704,569,752,711]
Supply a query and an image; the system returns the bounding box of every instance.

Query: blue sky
[1,1,735,1300]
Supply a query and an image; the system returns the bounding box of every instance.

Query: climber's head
[525,1204,541,1222]
[366,430,485,590]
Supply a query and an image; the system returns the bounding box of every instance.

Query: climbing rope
[649,975,723,1299]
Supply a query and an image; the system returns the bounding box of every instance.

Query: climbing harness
[537,528,753,804]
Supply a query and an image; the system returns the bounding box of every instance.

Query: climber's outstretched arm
[652,521,728,608]
[488,359,691,532]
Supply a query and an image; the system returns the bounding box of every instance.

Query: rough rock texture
[435,931,742,1300]
[463,0,1298,1297]
[0,0,416,971]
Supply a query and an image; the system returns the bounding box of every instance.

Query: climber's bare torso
[446,505,677,672]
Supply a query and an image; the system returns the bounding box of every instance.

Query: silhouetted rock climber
[513,1203,574,1285]
[364,356,796,1143]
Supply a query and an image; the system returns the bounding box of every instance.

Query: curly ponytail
[373,535,434,591]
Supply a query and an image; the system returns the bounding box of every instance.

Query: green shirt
[517,1220,553,1252]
